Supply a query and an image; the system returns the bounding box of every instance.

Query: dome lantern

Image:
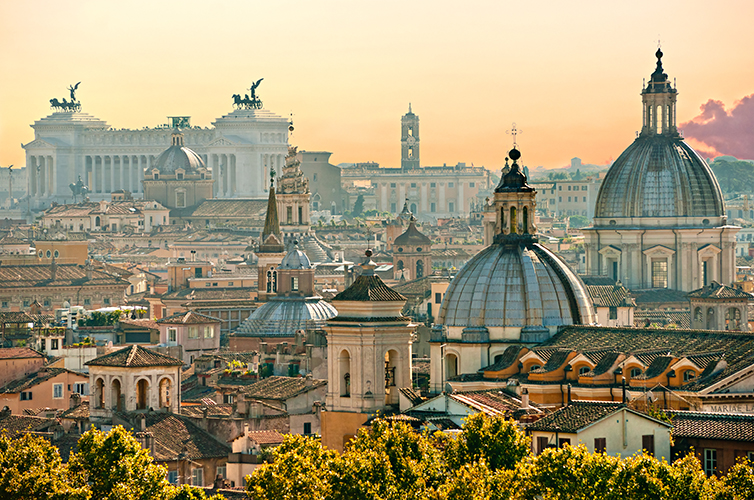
[493,147,537,241]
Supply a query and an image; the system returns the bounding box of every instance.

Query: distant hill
[709,157,754,194]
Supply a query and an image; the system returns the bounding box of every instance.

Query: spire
[260,168,284,253]
[641,48,678,136]
[495,147,533,193]
[408,102,412,114]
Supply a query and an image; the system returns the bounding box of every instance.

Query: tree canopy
[246,414,754,500]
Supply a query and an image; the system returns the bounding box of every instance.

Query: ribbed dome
[153,130,206,175]
[235,297,337,337]
[280,246,312,269]
[595,128,724,220]
[437,242,595,330]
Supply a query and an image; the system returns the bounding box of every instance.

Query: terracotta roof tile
[333,275,405,302]
[527,401,635,433]
[157,311,221,325]
[667,410,754,442]
[246,430,285,446]
[145,413,231,461]
[688,282,753,299]
[587,285,636,307]
[241,376,326,401]
[0,413,57,434]
[0,263,129,288]
[0,347,45,360]
[0,368,74,393]
[86,345,183,368]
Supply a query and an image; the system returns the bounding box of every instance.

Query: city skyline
[2,0,754,174]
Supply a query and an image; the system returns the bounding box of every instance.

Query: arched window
[510,207,517,234]
[694,307,703,323]
[657,105,664,133]
[416,260,424,279]
[397,260,404,270]
[111,379,122,411]
[159,377,172,408]
[630,367,643,378]
[340,350,351,397]
[706,308,716,330]
[136,379,149,410]
[683,370,696,382]
[726,307,741,331]
[95,216,101,227]
[410,203,417,214]
[94,378,105,409]
[501,207,506,232]
[446,353,458,380]
[578,366,590,376]
[523,207,529,234]
[529,364,541,372]
[266,270,273,293]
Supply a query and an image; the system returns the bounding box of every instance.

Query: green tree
[246,434,336,500]
[169,485,225,500]
[712,457,754,500]
[68,426,173,500]
[352,194,365,217]
[444,413,530,472]
[0,432,89,500]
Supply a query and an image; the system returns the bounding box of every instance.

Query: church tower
[322,250,415,451]
[257,169,286,301]
[277,145,311,239]
[400,104,420,171]
[641,48,678,137]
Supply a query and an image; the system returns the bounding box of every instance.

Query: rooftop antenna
[506,122,522,148]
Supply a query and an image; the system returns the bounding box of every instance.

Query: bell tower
[641,48,678,137]
[401,104,420,171]
[493,147,537,242]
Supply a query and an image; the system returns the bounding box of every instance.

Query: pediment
[206,136,237,147]
[23,138,57,150]
[698,244,721,257]
[598,245,622,256]
[642,245,675,257]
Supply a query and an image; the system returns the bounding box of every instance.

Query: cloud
[680,94,754,160]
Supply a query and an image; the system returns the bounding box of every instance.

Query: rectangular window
[21,391,32,401]
[103,298,111,306]
[537,436,549,455]
[204,326,213,339]
[390,183,396,188]
[167,471,178,485]
[168,328,177,342]
[582,186,587,191]
[216,466,226,479]
[298,206,303,224]
[568,197,572,202]
[559,185,562,191]
[1,302,7,309]
[51,339,59,349]
[73,383,89,395]
[642,435,655,456]
[704,449,717,475]
[651,260,668,289]
[411,182,417,188]
[558,438,571,448]
[228,282,234,286]
[286,206,293,224]
[391,203,397,212]
[448,182,454,187]
[435,293,442,304]
[23,300,30,307]
[84,298,91,306]
[594,437,607,453]
[291,277,299,292]
[430,182,436,188]
[568,185,572,191]
[448,202,455,212]
[53,383,63,399]
[188,326,199,339]
[176,192,186,208]
[430,202,436,213]
[609,307,618,320]
[469,182,475,188]
[303,422,312,435]
[559,197,562,202]
[44,299,51,307]
[191,468,204,487]
[41,339,46,350]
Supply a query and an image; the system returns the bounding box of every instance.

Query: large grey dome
[595,128,724,220]
[154,130,206,175]
[437,242,595,330]
[235,297,337,337]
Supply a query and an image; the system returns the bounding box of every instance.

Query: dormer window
[153,173,159,180]
[177,172,184,180]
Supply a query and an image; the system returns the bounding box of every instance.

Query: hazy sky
[2,0,754,173]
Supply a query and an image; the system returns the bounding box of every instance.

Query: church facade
[23,90,290,208]
[582,50,738,292]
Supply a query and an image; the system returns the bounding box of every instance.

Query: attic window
[177,173,184,180]
[153,173,159,180]
[578,366,590,376]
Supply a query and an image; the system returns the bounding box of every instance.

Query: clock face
[406,136,416,146]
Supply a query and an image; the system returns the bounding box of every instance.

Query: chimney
[243,422,249,437]
[305,373,313,388]
[50,258,58,281]
[69,392,81,409]
[140,414,147,431]
[85,259,93,281]
[520,388,529,410]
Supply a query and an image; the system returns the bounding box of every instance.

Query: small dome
[280,245,312,269]
[594,135,724,219]
[234,297,337,337]
[153,130,206,175]
[394,219,431,248]
[438,243,595,330]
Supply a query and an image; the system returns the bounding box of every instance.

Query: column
[421,183,428,213]
[47,156,54,197]
[94,156,100,193]
[439,183,446,214]
[29,156,36,196]
[458,180,465,214]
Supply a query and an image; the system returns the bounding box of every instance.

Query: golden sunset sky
[2,0,754,172]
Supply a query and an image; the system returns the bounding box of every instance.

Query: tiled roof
[0,263,129,288]
[531,350,572,374]
[333,275,406,302]
[579,275,619,286]
[632,288,690,305]
[0,413,57,434]
[451,389,533,416]
[399,387,423,406]
[543,326,754,391]
[585,351,621,377]
[0,347,45,360]
[481,345,523,371]
[161,287,256,302]
[180,385,217,403]
[181,404,235,418]
[666,410,754,442]
[145,412,231,461]
[119,318,160,331]
[0,368,71,393]
[635,356,674,379]
[688,282,753,299]
[246,430,285,446]
[587,285,635,307]
[0,312,34,324]
[394,220,432,247]
[634,310,691,329]
[187,199,268,219]
[527,401,630,433]
[86,345,183,367]
[59,401,90,420]
[241,376,326,401]
[157,311,221,325]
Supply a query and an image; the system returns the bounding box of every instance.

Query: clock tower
[400,104,420,171]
